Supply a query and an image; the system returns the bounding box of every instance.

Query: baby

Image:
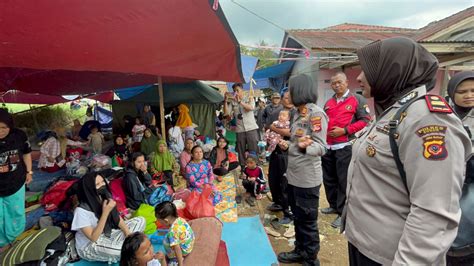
[265,110,290,154]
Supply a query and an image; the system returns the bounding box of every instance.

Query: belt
[327,142,351,150]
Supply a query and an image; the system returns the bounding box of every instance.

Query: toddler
[87,125,104,154]
[241,156,266,206]
[265,110,290,154]
[120,232,167,266]
[132,116,147,143]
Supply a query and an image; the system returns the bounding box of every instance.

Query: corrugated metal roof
[414,6,474,41]
[287,31,415,50]
[322,23,416,32]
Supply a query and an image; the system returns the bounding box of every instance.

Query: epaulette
[425,95,453,113]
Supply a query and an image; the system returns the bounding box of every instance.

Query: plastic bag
[133,204,157,235]
[184,185,215,219]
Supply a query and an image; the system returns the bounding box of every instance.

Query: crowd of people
[0,36,472,266]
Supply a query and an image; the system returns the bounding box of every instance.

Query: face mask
[96,186,111,201]
[147,259,161,266]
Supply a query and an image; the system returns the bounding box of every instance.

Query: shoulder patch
[425,95,452,113]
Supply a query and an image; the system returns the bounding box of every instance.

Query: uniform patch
[310,116,322,132]
[363,104,370,114]
[345,105,353,111]
[416,125,448,160]
[295,128,305,137]
[366,144,376,157]
[422,135,448,160]
[425,95,452,113]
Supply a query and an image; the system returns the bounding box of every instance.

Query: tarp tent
[112,81,223,138]
[227,61,295,91]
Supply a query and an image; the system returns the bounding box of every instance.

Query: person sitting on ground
[265,110,291,155]
[71,119,82,141]
[123,152,161,210]
[208,137,239,178]
[168,120,185,158]
[185,146,222,205]
[71,172,146,263]
[151,140,178,187]
[106,135,129,166]
[39,127,84,172]
[155,201,195,266]
[179,138,194,177]
[120,232,167,266]
[140,128,158,159]
[87,125,104,155]
[240,155,266,206]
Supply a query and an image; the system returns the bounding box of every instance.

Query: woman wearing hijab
[140,128,158,158]
[151,140,177,187]
[71,172,145,262]
[343,37,471,265]
[446,71,474,265]
[276,74,328,266]
[0,109,33,253]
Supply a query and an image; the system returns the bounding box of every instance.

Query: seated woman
[208,137,239,178]
[179,138,194,177]
[185,146,222,205]
[71,172,145,263]
[140,128,158,159]
[123,152,160,210]
[38,128,83,173]
[106,135,129,166]
[151,140,177,187]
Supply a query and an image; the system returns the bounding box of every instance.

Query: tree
[241,40,278,69]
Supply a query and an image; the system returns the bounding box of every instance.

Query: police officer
[277,74,328,266]
[343,37,472,265]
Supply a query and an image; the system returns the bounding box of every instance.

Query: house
[280,6,474,107]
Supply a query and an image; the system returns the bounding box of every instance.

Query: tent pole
[29,104,40,133]
[157,77,166,142]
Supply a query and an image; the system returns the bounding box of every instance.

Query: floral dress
[163,217,195,259]
[185,160,223,205]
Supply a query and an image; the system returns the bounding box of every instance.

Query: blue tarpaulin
[227,61,294,92]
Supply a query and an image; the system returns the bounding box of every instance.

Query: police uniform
[285,103,328,262]
[343,86,472,265]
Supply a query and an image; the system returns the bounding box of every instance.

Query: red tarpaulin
[0,0,243,95]
[0,90,115,104]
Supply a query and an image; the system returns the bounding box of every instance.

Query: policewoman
[277,74,328,266]
[343,37,472,265]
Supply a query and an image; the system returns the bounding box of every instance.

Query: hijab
[176,104,193,129]
[152,140,175,172]
[77,172,120,237]
[140,129,158,156]
[357,37,439,114]
[447,71,474,119]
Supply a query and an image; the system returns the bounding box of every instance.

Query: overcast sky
[220,0,473,46]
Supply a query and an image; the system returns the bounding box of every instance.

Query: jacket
[123,168,154,210]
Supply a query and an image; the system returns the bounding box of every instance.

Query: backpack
[389,94,474,256]
[41,179,79,212]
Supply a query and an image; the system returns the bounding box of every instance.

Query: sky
[220,0,474,46]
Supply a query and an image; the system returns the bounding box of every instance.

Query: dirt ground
[236,166,349,266]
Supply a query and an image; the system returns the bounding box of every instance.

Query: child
[155,201,195,266]
[120,232,167,266]
[264,109,290,154]
[106,135,129,166]
[132,116,147,143]
[87,125,104,154]
[241,155,267,206]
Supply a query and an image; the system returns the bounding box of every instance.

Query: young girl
[106,135,129,166]
[241,155,266,206]
[87,125,104,154]
[132,117,147,143]
[155,201,194,266]
[208,137,239,179]
[120,232,167,266]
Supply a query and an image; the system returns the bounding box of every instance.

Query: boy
[241,155,266,206]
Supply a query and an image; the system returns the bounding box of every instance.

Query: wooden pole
[157,77,166,142]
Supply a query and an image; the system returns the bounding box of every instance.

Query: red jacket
[324,92,371,145]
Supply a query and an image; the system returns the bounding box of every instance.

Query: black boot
[277,250,304,263]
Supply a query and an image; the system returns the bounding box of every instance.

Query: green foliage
[241,40,278,69]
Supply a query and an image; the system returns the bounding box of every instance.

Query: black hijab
[77,172,120,237]
[447,71,474,119]
[357,37,439,114]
